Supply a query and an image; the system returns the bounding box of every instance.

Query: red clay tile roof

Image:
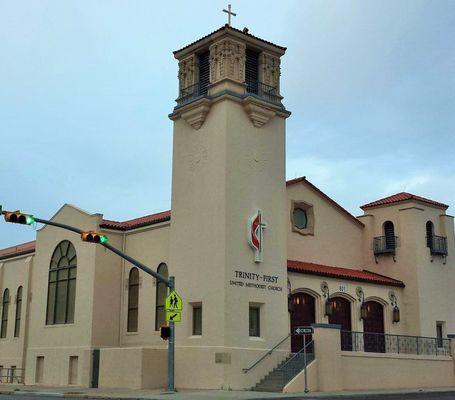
[287,260,405,287]
[100,210,171,231]
[361,192,449,210]
[174,24,286,55]
[287,176,364,227]
[0,240,36,261]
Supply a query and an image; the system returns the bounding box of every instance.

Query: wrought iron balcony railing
[341,330,451,356]
[373,235,398,255]
[176,79,282,107]
[176,82,207,107]
[428,235,448,256]
[246,79,282,105]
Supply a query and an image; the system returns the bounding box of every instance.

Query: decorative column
[208,38,246,95]
[177,54,197,94]
[259,52,281,94]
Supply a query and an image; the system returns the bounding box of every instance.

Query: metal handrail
[278,340,313,371]
[0,368,24,384]
[242,334,290,373]
[341,330,451,356]
[428,235,448,255]
[373,235,398,254]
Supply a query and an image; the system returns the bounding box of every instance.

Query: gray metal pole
[167,276,175,393]
[303,334,308,393]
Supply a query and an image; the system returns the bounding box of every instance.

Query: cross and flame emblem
[248,210,267,263]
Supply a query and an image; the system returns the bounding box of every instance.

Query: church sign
[248,210,267,263]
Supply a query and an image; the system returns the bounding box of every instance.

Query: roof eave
[0,249,35,261]
[361,199,449,211]
[173,25,286,60]
[287,266,405,288]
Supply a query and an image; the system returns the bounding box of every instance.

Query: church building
[0,24,454,393]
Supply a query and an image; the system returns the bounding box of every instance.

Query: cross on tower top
[222,4,237,27]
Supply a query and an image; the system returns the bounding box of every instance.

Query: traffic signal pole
[2,213,176,392]
[167,276,175,393]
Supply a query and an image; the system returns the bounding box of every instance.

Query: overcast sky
[1,0,454,248]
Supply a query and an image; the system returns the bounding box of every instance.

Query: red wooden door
[328,297,352,350]
[363,301,385,352]
[290,293,315,353]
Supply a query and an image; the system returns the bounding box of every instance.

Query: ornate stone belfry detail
[260,52,281,92]
[209,38,246,84]
[178,55,197,91]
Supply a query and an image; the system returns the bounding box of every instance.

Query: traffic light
[3,210,35,225]
[81,231,109,244]
[160,325,171,340]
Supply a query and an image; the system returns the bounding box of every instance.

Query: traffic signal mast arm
[28,217,171,287]
[101,241,171,287]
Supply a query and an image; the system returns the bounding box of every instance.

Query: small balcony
[246,79,282,105]
[176,82,208,107]
[176,79,281,108]
[428,235,448,256]
[373,235,398,255]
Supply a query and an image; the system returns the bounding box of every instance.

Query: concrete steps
[252,352,314,392]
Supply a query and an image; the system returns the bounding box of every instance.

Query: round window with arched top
[293,208,308,229]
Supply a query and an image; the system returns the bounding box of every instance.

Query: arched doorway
[363,301,385,353]
[290,292,315,353]
[328,297,352,350]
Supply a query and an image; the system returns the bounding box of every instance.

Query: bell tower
[169,24,291,389]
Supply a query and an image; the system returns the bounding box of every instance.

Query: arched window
[426,221,434,248]
[383,221,396,250]
[127,268,139,332]
[155,263,168,331]
[1,289,10,338]
[14,286,23,337]
[46,241,77,325]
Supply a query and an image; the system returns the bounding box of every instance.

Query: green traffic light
[100,235,109,244]
[25,215,35,225]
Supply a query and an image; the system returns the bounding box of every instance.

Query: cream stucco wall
[287,182,364,269]
[118,223,170,348]
[24,205,102,386]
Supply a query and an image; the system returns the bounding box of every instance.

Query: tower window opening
[245,48,260,95]
[198,51,210,96]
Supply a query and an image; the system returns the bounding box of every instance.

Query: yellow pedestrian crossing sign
[165,290,183,311]
[166,310,181,322]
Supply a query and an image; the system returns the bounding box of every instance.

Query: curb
[278,388,455,399]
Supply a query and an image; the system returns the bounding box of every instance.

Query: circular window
[293,208,308,229]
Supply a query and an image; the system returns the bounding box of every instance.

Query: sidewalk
[1,385,455,400]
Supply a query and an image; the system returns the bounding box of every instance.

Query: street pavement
[2,393,455,399]
[1,387,455,400]
[0,392,455,400]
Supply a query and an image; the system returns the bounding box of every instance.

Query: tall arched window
[46,241,77,325]
[127,268,139,332]
[426,221,434,248]
[155,263,168,331]
[383,221,396,250]
[14,286,23,337]
[1,289,10,338]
